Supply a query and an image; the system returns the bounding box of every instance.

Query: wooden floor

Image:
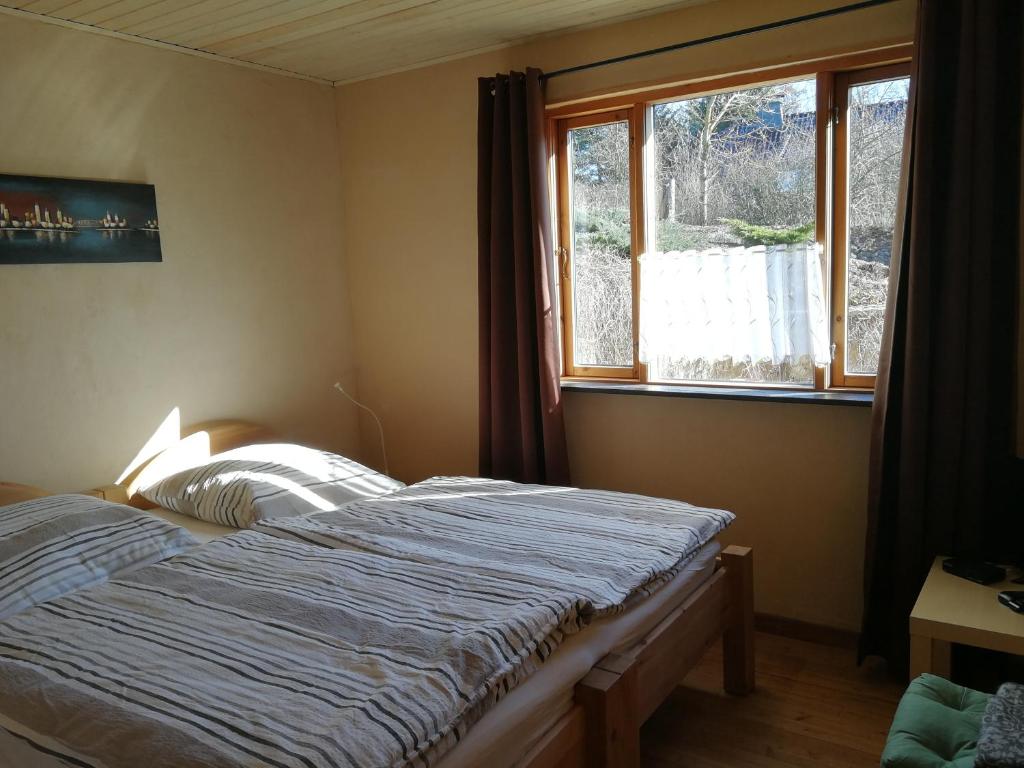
[642,631,904,767]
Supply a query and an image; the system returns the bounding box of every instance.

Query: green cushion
[881,674,990,768]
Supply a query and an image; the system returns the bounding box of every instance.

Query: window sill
[560,379,873,407]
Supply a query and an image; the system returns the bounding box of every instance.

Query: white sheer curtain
[639,244,831,368]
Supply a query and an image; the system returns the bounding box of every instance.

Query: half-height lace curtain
[639,244,830,370]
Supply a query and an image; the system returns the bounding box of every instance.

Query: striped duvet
[255,476,735,614]
[0,530,591,768]
[0,479,732,768]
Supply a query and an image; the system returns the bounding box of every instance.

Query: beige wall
[336,0,918,630]
[0,14,360,492]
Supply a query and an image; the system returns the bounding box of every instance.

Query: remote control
[997,591,1024,614]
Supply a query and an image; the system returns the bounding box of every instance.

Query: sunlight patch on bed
[217,443,401,497]
[205,470,336,512]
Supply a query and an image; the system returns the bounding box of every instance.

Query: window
[564,114,635,373]
[553,53,911,391]
[832,66,911,387]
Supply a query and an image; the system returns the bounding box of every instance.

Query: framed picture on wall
[0,173,162,264]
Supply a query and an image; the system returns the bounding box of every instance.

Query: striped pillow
[139,443,405,528]
[0,494,196,620]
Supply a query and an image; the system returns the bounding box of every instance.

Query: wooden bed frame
[522,544,754,768]
[7,418,755,768]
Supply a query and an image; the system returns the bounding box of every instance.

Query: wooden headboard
[1,420,275,509]
[95,419,276,507]
[0,482,52,507]
[179,420,276,456]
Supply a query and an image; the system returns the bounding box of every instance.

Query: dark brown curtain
[477,68,570,485]
[860,0,1023,674]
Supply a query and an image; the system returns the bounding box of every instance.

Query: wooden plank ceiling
[2,0,704,84]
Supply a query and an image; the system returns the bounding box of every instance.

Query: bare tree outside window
[568,120,633,367]
[846,77,910,374]
[653,83,816,248]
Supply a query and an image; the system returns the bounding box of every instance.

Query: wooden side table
[909,557,1024,679]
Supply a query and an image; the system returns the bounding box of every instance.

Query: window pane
[845,77,910,375]
[568,121,633,368]
[648,79,820,386]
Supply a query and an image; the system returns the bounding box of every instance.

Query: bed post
[575,653,640,768]
[721,545,755,695]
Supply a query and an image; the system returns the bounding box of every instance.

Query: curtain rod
[541,0,902,81]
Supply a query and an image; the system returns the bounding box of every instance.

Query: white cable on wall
[333,382,390,476]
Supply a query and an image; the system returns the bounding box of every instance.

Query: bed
[2,420,754,768]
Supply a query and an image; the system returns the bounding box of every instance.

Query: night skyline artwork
[0,174,162,264]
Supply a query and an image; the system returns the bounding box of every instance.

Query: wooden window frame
[556,108,645,379]
[830,61,913,389]
[550,45,912,393]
